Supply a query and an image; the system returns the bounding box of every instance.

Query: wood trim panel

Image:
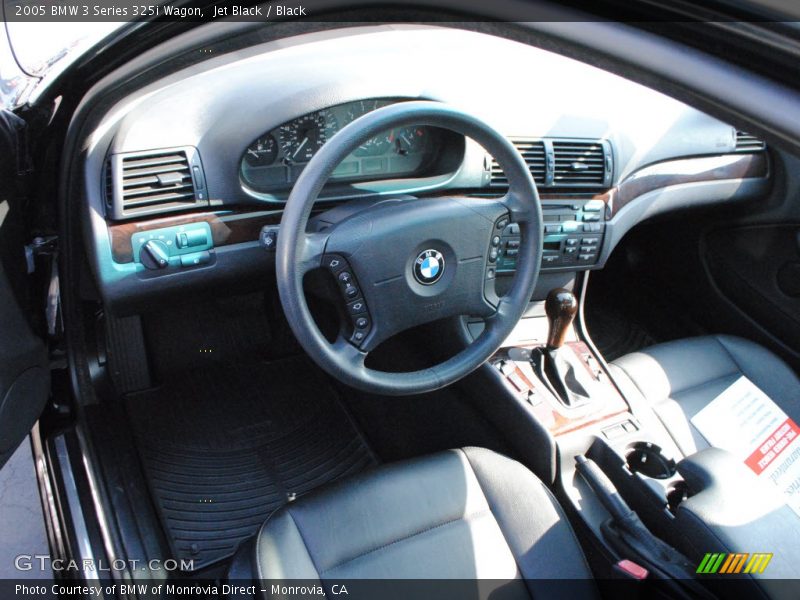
[607,152,768,217]
[108,209,283,263]
[467,153,767,214]
[494,341,629,436]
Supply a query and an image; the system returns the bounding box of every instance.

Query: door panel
[705,224,800,357]
[0,109,49,469]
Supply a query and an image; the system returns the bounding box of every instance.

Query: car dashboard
[81,25,770,314]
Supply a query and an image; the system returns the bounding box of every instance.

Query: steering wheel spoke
[333,333,368,367]
[295,231,331,275]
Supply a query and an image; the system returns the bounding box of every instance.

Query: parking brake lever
[575,455,637,523]
[575,456,715,599]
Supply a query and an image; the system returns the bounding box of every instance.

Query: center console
[492,285,800,598]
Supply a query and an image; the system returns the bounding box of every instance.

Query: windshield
[0,21,123,109]
[5,22,122,75]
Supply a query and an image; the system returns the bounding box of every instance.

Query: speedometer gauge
[279,110,338,163]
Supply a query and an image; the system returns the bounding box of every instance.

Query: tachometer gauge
[243,134,278,167]
[389,126,428,155]
[279,110,338,163]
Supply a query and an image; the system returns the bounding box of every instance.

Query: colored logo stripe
[697,553,773,574]
[744,553,773,574]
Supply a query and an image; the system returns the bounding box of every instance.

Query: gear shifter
[533,288,594,407]
[545,288,578,350]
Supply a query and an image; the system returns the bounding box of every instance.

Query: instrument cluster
[240,98,441,195]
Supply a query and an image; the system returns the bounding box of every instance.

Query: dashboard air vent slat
[490,138,611,190]
[552,141,606,186]
[490,140,546,187]
[107,147,208,219]
[735,131,766,152]
[103,159,113,209]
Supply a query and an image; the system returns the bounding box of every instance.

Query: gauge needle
[247,149,259,157]
[292,137,309,159]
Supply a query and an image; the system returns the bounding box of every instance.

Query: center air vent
[735,131,766,153]
[490,138,612,190]
[552,140,608,187]
[490,140,546,187]
[106,147,208,220]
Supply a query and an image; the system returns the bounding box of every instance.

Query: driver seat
[250,447,598,598]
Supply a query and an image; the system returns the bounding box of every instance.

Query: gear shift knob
[545,288,578,350]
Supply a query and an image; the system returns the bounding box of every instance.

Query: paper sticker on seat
[691,376,800,517]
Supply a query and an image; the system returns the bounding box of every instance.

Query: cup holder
[667,480,690,513]
[625,441,676,479]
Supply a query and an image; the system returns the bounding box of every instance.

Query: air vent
[552,140,606,187]
[107,147,208,219]
[490,140,546,187]
[490,138,611,190]
[103,158,113,209]
[735,131,766,153]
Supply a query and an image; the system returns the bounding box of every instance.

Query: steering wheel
[276,101,543,396]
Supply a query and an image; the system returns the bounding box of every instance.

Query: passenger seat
[609,335,800,456]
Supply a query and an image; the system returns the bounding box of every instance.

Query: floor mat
[584,303,657,362]
[126,356,377,570]
[585,274,706,362]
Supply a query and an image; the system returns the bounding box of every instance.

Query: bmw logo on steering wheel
[413,249,445,285]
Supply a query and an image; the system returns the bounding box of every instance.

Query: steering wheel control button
[355,316,370,330]
[338,278,360,299]
[486,267,496,280]
[413,249,445,285]
[488,248,499,263]
[347,299,367,315]
[496,217,509,230]
[323,254,347,273]
[351,330,367,344]
[491,236,501,247]
[259,226,279,251]
[337,272,361,298]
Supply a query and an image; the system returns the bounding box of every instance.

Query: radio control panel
[496,199,606,272]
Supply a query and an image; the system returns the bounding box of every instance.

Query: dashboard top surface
[93,25,738,211]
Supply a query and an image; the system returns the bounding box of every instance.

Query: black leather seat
[610,335,800,456]
[252,447,597,599]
